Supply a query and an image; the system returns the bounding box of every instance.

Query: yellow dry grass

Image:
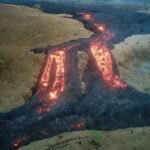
[18,127,150,150]
[0,4,92,112]
[112,35,150,93]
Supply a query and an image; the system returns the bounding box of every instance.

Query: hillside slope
[18,127,150,150]
[112,35,150,93]
[0,4,92,112]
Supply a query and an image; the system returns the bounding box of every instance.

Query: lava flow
[90,40,127,89]
[81,12,127,89]
[36,12,127,111]
[81,12,93,21]
[1,11,150,150]
[37,49,66,102]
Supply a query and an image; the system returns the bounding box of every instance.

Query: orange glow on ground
[37,53,53,96]
[37,106,50,114]
[81,13,93,21]
[37,50,65,102]
[94,23,106,32]
[36,13,127,114]
[11,136,29,149]
[90,41,127,90]
[49,91,58,100]
[75,122,85,129]
[47,50,65,100]
[94,23,112,40]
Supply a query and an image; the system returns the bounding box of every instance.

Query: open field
[0,4,92,112]
[112,34,150,93]
[18,127,150,150]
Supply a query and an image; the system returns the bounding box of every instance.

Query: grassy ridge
[18,127,150,150]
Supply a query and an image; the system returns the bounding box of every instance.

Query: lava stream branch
[37,48,66,105]
[48,50,65,101]
[90,41,127,89]
[37,53,53,95]
[80,12,112,39]
[36,12,127,112]
[81,12,126,89]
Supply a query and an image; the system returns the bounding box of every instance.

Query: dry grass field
[18,127,150,150]
[0,4,92,112]
[112,35,150,93]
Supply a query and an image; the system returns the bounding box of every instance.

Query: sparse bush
[90,131,101,147]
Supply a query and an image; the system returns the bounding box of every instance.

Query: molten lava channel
[81,12,126,89]
[90,41,127,90]
[37,49,66,102]
[37,12,127,111]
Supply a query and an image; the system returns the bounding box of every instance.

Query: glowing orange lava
[94,23,112,40]
[75,122,85,129]
[90,41,127,90]
[94,23,106,32]
[81,12,93,21]
[11,136,29,148]
[37,49,66,102]
[38,53,53,90]
[37,12,127,112]
[81,13,112,40]
[48,50,65,101]
[70,122,85,129]
[37,106,50,114]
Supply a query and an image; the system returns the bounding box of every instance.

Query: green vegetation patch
[89,130,102,149]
